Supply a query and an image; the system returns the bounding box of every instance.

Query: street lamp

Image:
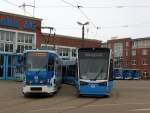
[77,21,89,48]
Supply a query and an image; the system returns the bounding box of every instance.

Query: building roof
[133,37,150,41]
[0,11,42,21]
[108,37,131,42]
[42,33,101,42]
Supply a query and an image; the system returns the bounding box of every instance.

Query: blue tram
[22,49,62,96]
[76,48,113,96]
[113,68,140,80]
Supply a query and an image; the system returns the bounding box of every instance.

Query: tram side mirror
[109,59,113,81]
[48,60,54,71]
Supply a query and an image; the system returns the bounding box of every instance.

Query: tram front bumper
[22,85,56,94]
[79,82,113,96]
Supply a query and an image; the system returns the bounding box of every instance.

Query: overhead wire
[61,0,76,8]
[61,0,98,39]
[35,4,150,9]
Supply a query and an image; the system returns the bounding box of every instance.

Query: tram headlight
[40,80,43,84]
[30,81,32,84]
[47,79,52,85]
[25,81,32,85]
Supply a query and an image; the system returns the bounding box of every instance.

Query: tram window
[58,65,62,73]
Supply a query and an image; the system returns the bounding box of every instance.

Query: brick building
[102,37,150,79]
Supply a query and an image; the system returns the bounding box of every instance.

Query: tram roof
[24,49,59,56]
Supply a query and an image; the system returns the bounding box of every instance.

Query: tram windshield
[79,58,109,80]
[26,52,48,71]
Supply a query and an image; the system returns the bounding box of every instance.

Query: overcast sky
[0,0,150,42]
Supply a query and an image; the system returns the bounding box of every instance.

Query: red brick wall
[131,48,150,78]
[40,34,101,48]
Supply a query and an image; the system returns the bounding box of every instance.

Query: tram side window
[48,60,54,71]
[68,65,76,77]
[57,63,62,74]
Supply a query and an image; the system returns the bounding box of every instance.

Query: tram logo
[34,76,38,82]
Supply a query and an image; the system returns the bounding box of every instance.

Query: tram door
[0,54,15,80]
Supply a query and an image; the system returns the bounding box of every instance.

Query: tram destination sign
[79,51,109,58]
[29,52,47,57]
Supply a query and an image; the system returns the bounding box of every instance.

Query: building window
[0,30,15,53]
[0,30,4,40]
[5,43,13,52]
[18,33,34,44]
[18,33,24,42]
[142,59,148,65]
[72,49,77,57]
[131,60,136,65]
[62,48,69,57]
[142,49,148,55]
[131,50,136,56]
[57,48,63,56]
[0,43,4,52]
[126,50,128,56]
[17,33,34,53]
[114,43,123,57]
[17,45,24,53]
[126,42,129,47]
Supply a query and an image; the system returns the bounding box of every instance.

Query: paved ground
[0,80,150,113]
